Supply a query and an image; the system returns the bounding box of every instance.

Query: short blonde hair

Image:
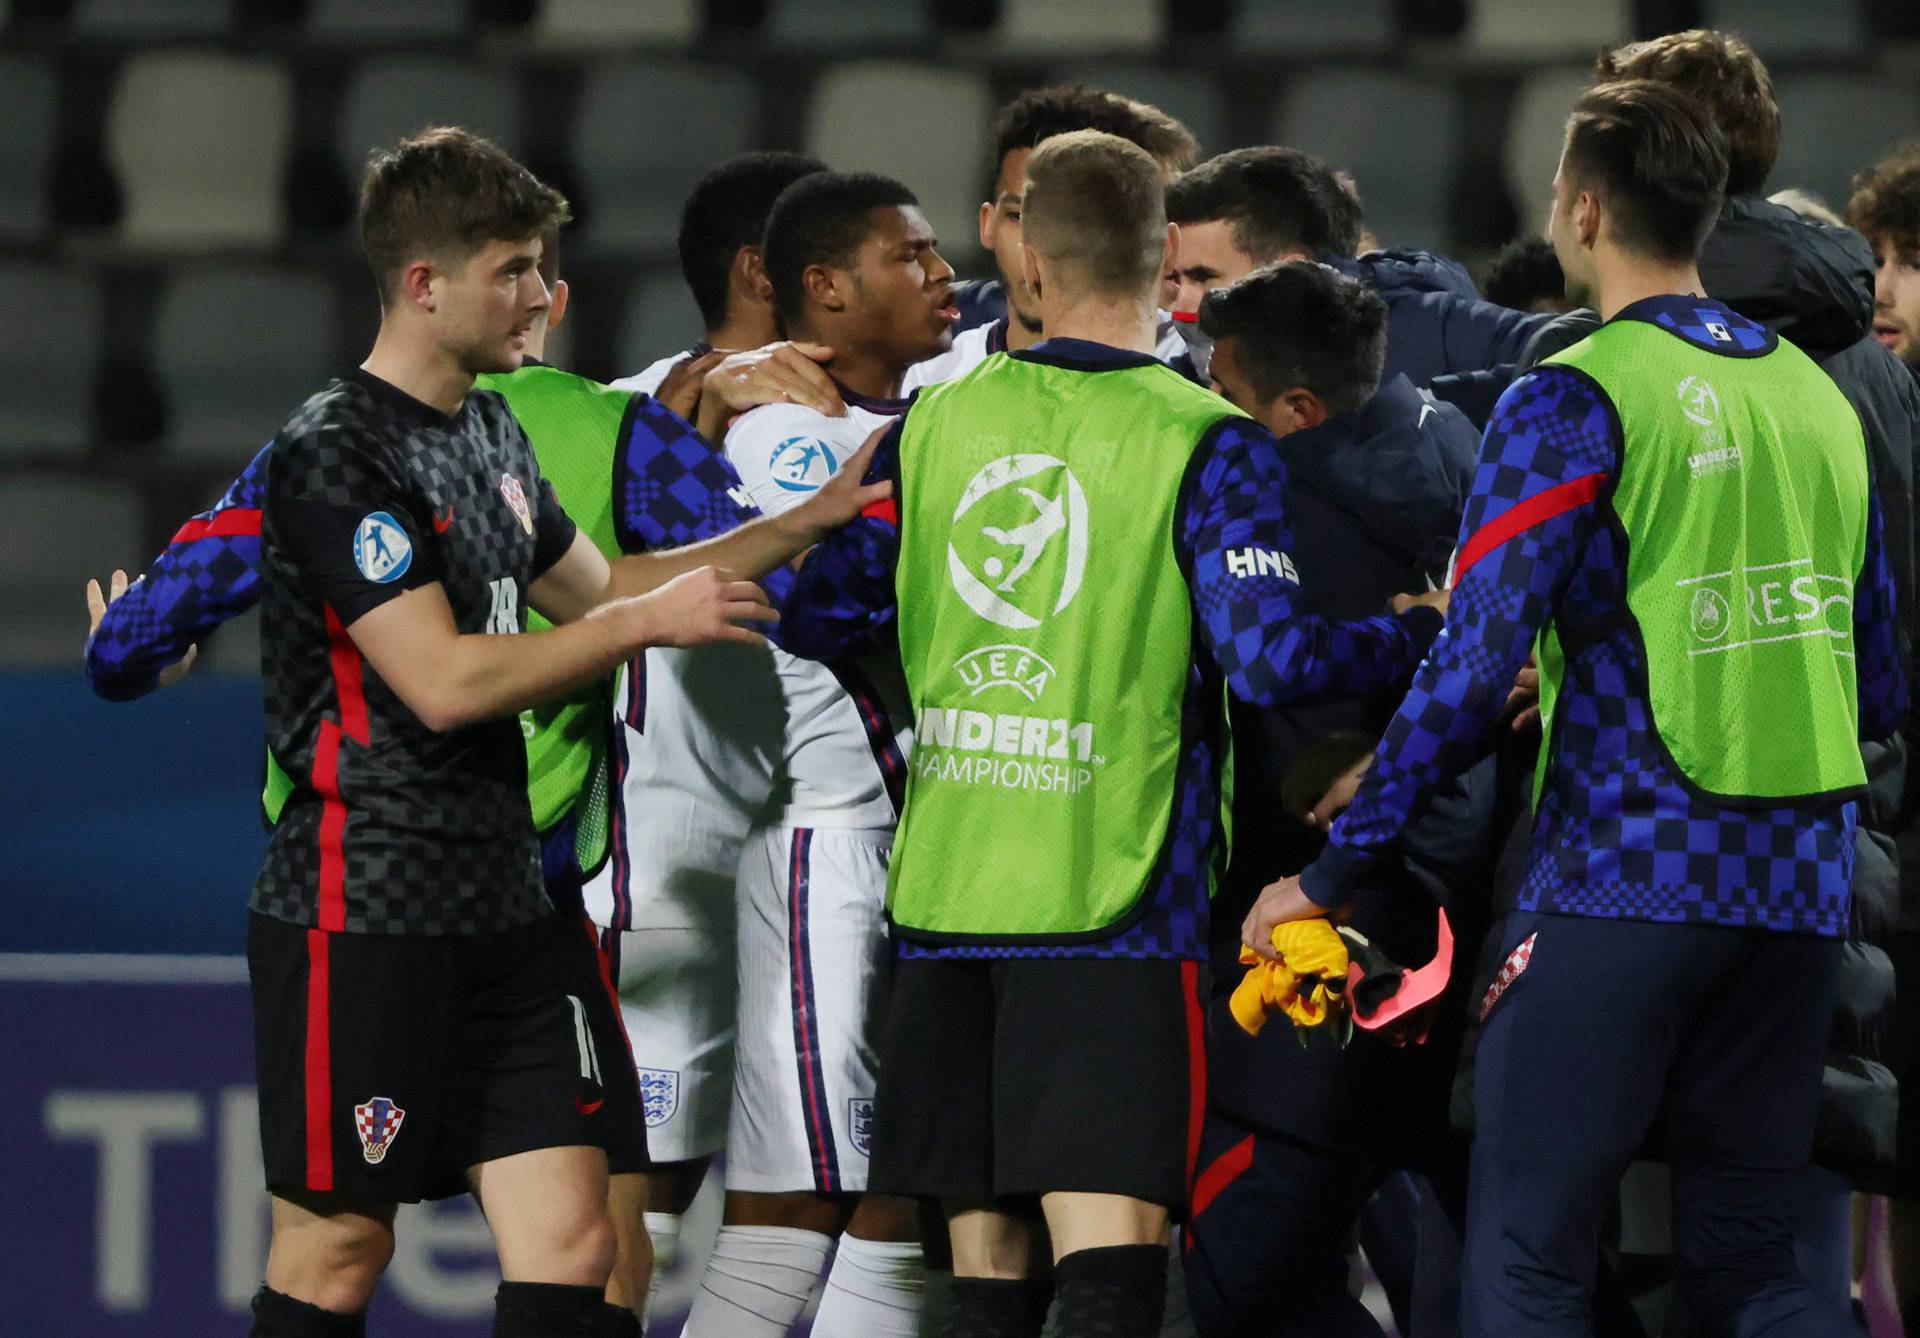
[1022,129,1166,301]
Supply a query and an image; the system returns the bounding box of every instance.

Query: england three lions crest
[638,1068,679,1129]
[848,1098,874,1157]
[353,1096,406,1165]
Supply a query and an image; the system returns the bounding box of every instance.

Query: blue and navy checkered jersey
[84,442,273,701]
[775,338,1444,959]
[1302,295,1907,937]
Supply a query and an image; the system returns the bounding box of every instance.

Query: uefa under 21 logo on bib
[353,511,413,584]
[770,436,838,492]
[948,453,1089,631]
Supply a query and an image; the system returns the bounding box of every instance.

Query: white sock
[640,1212,679,1335]
[681,1224,833,1337]
[811,1234,927,1337]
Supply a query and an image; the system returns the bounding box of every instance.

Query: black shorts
[248,908,647,1204]
[868,955,1205,1212]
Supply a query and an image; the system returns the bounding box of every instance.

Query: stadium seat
[768,0,929,46]
[0,54,57,243]
[572,61,754,253]
[0,263,101,460]
[305,0,468,41]
[805,62,993,263]
[1503,67,1593,234]
[152,265,337,466]
[105,52,292,251]
[1276,70,1461,250]
[1705,0,1864,57]
[1232,0,1396,56]
[1058,64,1228,158]
[338,59,526,175]
[1772,74,1920,216]
[0,474,143,668]
[997,0,1161,53]
[532,0,698,47]
[617,270,704,380]
[1463,0,1630,57]
[70,0,229,38]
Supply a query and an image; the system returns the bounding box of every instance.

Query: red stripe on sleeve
[1453,474,1606,582]
[304,928,333,1192]
[860,498,899,526]
[324,606,369,746]
[171,509,262,545]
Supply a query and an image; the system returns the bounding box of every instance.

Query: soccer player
[676,168,959,1338]
[905,84,1198,393]
[93,128,886,1338]
[1164,146,1550,389]
[775,130,1446,1338]
[1852,142,1920,376]
[594,149,837,1312]
[1244,82,1906,1336]
[1182,260,1488,1338]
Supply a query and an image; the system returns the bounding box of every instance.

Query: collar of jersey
[348,366,459,425]
[1013,337,1161,372]
[830,376,913,416]
[1608,293,1777,358]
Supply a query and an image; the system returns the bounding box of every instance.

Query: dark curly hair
[1850,142,1920,255]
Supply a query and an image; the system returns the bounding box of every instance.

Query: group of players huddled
[81,24,1920,1338]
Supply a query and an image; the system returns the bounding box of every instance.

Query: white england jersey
[725,398,913,831]
[584,341,776,934]
[610,347,697,397]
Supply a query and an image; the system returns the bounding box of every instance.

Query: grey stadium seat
[1463,0,1631,58]
[1276,70,1461,250]
[153,265,338,467]
[617,270,703,380]
[1772,75,1920,221]
[1231,0,1395,56]
[305,0,467,41]
[106,52,293,250]
[0,262,102,460]
[572,61,754,253]
[1504,67,1595,235]
[0,54,57,243]
[768,0,928,46]
[533,0,698,48]
[1705,0,1865,58]
[1058,65,1227,160]
[70,0,229,38]
[997,0,1161,53]
[338,59,526,177]
[805,62,993,265]
[0,475,143,668]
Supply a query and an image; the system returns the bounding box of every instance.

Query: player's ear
[1163,222,1181,271]
[1020,244,1043,306]
[978,199,995,250]
[547,278,570,331]
[740,246,774,306]
[399,260,438,313]
[1576,189,1602,250]
[1285,387,1329,432]
[803,261,845,313]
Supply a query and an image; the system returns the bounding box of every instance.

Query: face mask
[1172,309,1213,380]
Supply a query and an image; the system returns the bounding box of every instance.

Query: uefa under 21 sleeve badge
[353,511,413,584]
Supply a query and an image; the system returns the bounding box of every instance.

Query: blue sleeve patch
[769,436,839,493]
[353,511,413,584]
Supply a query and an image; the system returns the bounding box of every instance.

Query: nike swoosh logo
[433,507,455,534]
[1417,403,1437,428]
[575,1097,604,1115]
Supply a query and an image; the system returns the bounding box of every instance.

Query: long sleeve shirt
[777,337,1444,958]
[1301,295,1907,937]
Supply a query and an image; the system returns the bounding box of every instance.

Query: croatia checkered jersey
[1301,295,1907,937]
[84,443,272,701]
[775,338,1445,958]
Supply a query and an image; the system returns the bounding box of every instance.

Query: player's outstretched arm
[348,568,775,733]
[593,425,891,605]
[86,570,199,694]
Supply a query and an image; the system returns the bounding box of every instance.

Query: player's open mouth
[1874,321,1905,350]
[936,302,961,323]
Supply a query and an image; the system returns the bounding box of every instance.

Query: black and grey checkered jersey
[252,369,576,935]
